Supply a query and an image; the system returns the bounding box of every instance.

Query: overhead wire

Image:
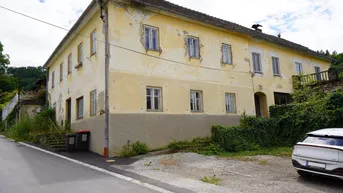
[0,4,251,74]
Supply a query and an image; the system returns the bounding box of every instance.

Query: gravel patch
[112,153,343,193]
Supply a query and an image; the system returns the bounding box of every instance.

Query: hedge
[212,91,343,152]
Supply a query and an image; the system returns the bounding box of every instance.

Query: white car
[292,128,343,179]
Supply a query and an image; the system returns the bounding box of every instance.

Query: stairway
[44,133,66,152]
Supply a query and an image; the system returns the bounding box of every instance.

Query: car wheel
[297,170,312,177]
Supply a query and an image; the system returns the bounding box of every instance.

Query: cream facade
[45,0,331,156]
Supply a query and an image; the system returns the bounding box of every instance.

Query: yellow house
[44,0,331,156]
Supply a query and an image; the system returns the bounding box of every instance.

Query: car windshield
[302,135,343,146]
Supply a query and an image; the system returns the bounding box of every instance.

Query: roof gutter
[43,0,97,68]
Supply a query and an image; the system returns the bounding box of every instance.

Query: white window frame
[90,90,97,116]
[222,43,232,64]
[295,62,303,75]
[272,56,281,76]
[68,53,72,74]
[225,93,236,113]
[76,96,84,119]
[91,30,97,55]
[187,36,200,58]
[146,87,162,111]
[190,90,203,112]
[144,26,159,51]
[78,43,83,64]
[252,52,262,73]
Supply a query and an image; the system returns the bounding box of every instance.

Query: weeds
[259,160,268,165]
[120,140,149,157]
[200,175,222,186]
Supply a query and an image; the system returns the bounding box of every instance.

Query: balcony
[293,67,343,86]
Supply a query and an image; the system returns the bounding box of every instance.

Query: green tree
[0,41,10,72]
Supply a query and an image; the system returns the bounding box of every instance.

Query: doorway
[66,98,71,130]
[254,92,268,117]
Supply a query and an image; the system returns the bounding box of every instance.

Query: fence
[1,93,18,121]
[295,67,343,85]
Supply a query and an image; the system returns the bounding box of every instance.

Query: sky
[0,0,342,67]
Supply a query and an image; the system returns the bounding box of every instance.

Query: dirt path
[112,153,343,193]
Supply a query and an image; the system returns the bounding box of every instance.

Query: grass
[200,175,222,186]
[219,147,293,158]
[259,160,269,165]
[168,138,293,158]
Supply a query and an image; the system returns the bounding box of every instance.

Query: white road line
[16,141,173,193]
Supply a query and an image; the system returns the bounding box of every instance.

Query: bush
[120,141,148,157]
[212,90,343,152]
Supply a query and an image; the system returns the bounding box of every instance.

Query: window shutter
[194,39,199,58]
[227,45,232,64]
[145,27,150,49]
[188,38,193,57]
[153,29,159,50]
[252,54,257,71]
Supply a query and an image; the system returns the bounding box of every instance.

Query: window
[295,62,303,75]
[188,37,200,58]
[51,71,55,88]
[222,44,232,64]
[190,90,203,112]
[68,54,72,74]
[274,92,293,105]
[315,66,321,81]
[225,93,236,113]
[91,30,97,55]
[59,62,63,81]
[90,90,97,115]
[78,43,83,64]
[252,52,262,73]
[144,26,159,51]
[146,87,162,111]
[76,96,84,119]
[302,136,343,146]
[272,57,280,76]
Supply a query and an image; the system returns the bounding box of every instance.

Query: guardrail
[295,67,343,85]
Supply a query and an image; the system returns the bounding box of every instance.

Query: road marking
[17,141,173,193]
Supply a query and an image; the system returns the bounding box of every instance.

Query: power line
[0,5,251,74]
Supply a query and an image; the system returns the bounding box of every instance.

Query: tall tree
[0,41,10,72]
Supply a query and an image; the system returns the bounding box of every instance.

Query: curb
[1,135,173,193]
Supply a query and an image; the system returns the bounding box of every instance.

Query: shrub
[120,140,148,157]
[213,90,343,151]
[132,141,148,155]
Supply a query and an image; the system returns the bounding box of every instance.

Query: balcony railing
[294,67,343,85]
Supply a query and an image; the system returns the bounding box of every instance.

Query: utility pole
[99,0,110,158]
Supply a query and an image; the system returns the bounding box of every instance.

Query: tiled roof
[132,0,330,61]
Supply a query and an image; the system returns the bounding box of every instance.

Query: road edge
[0,135,172,193]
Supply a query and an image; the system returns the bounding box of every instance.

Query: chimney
[252,24,262,32]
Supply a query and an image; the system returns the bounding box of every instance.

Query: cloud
[0,0,341,67]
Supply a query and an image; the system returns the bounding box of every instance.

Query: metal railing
[296,67,343,85]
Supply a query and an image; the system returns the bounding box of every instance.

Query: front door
[66,98,71,129]
[254,94,261,117]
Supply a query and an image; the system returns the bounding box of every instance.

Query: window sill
[226,112,237,114]
[146,48,160,52]
[189,56,200,60]
[91,52,97,57]
[222,63,232,65]
[273,74,282,77]
[147,109,163,112]
[191,111,204,113]
[254,71,263,74]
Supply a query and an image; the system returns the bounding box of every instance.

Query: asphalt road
[0,137,157,193]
